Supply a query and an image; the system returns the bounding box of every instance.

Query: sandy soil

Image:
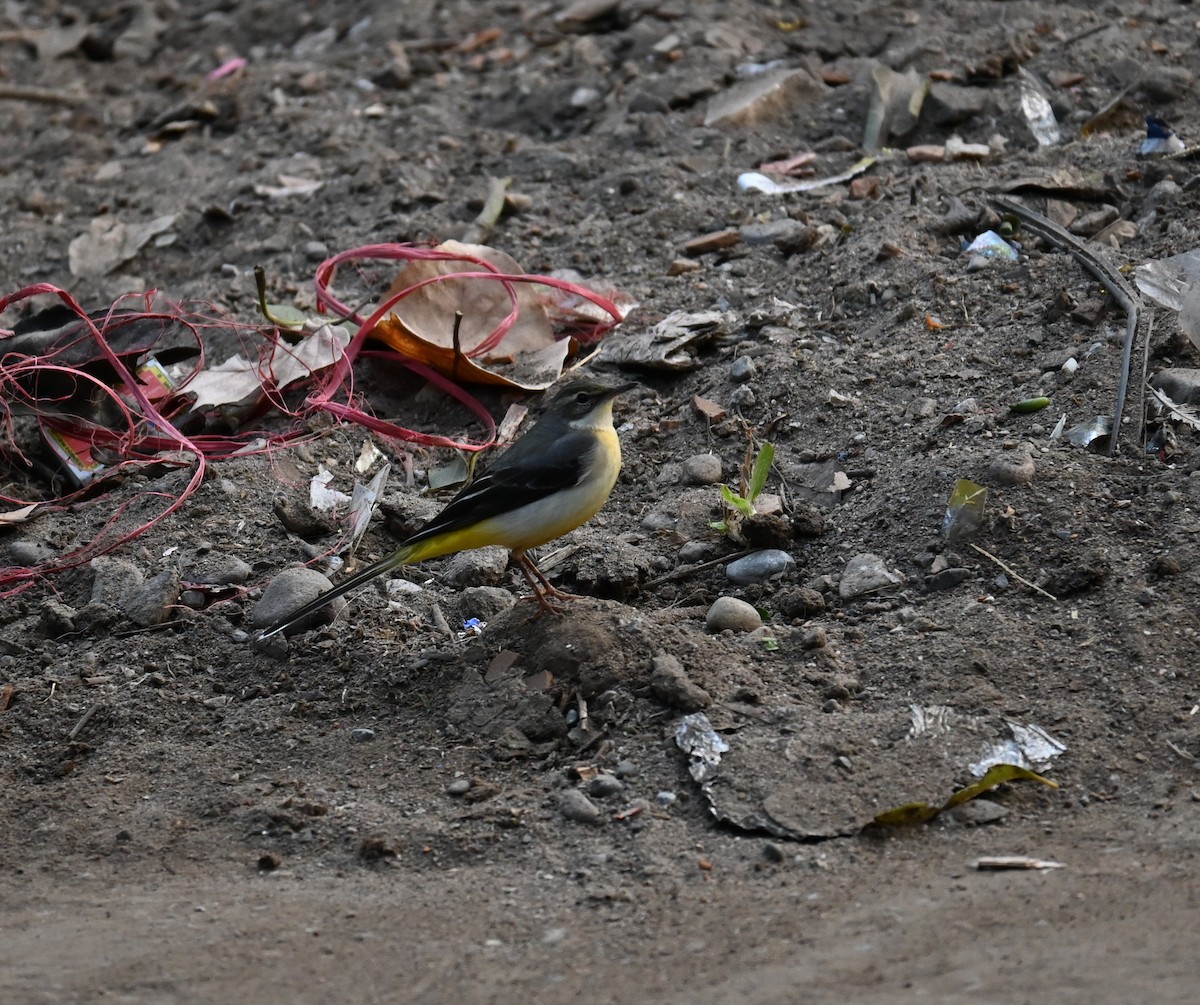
[3,2,1200,1002]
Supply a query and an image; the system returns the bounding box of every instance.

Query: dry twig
[0,83,86,105]
[68,703,102,740]
[969,543,1057,601]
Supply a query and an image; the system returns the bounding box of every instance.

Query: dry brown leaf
[370,241,584,390]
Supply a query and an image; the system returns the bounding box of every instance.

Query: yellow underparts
[401,425,621,565]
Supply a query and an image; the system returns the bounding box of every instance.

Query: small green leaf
[264,303,310,330]
[720,482,753,516]
[748,442,774,503]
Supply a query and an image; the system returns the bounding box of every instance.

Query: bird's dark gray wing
[402,428,597,547]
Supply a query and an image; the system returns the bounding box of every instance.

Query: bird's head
[547,378,638,430]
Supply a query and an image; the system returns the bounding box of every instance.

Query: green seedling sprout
[712,441,775,538]
[254,265,310,330]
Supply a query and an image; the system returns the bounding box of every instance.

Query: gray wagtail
[260,377,636,639]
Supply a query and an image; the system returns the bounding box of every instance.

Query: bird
[259,377,637,639]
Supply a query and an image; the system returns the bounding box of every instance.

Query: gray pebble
[678,541,711,564]
[559,788,603,825]
[927,567,973,591]
[838,553,904,599]
[442,546,509,588]
[304,240,329,261]
[641,510,677,532]
[740,218,809,246]
[729,355,757,383]
[181,553,253,586]
[821,698,841,713]
[681,453,722,485]
[614,759,638,778]
[587,773,625,798]
[89,556,143,608]
[123,569,182,627]
[453,585,516,625]
[180,589,207,610]
[907,397,938,420]
[10,540,54,566]
[762,842,786,864]
[655,791,677,807]
[705,596,762,633]
[726,550,795,585]
[252,567,344,634]
[446,778,472,796]
[350,727,376,743]
[729,385,756,408]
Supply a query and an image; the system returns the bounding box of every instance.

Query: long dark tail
[257,544,417,640]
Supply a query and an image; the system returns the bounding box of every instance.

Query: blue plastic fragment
[1140,116,1185,156]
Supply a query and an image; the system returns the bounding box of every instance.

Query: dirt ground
[3,1,1200,1002]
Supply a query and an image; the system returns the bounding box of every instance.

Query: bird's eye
[574,391,591,404]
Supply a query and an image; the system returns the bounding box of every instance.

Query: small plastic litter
[1018,68,1060,147]
[457,617,486,641]
[345,463,390,552]
[738,156,877,195]
[1179,283,1200,354]
[963,230,1018,270]
[942,479,988,540]
[1139,116,1185,158]
[969,721,1067,777]
[310,466,351,512]
[675,712,729,783]
[862,64,928,151]
[1063,415,1111,449]
[1133,246,1200,311]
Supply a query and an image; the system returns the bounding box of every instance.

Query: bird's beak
[604,380,639,401]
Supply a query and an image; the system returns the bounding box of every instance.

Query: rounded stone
[726,550,795,585]
[729,355,758,383]
[559,788,603,825]
[587,773,625,798]
[705,596,762,633]
[681,453,723,485]
[252,567,344,633]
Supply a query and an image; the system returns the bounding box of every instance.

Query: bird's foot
[517,590,568,618]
